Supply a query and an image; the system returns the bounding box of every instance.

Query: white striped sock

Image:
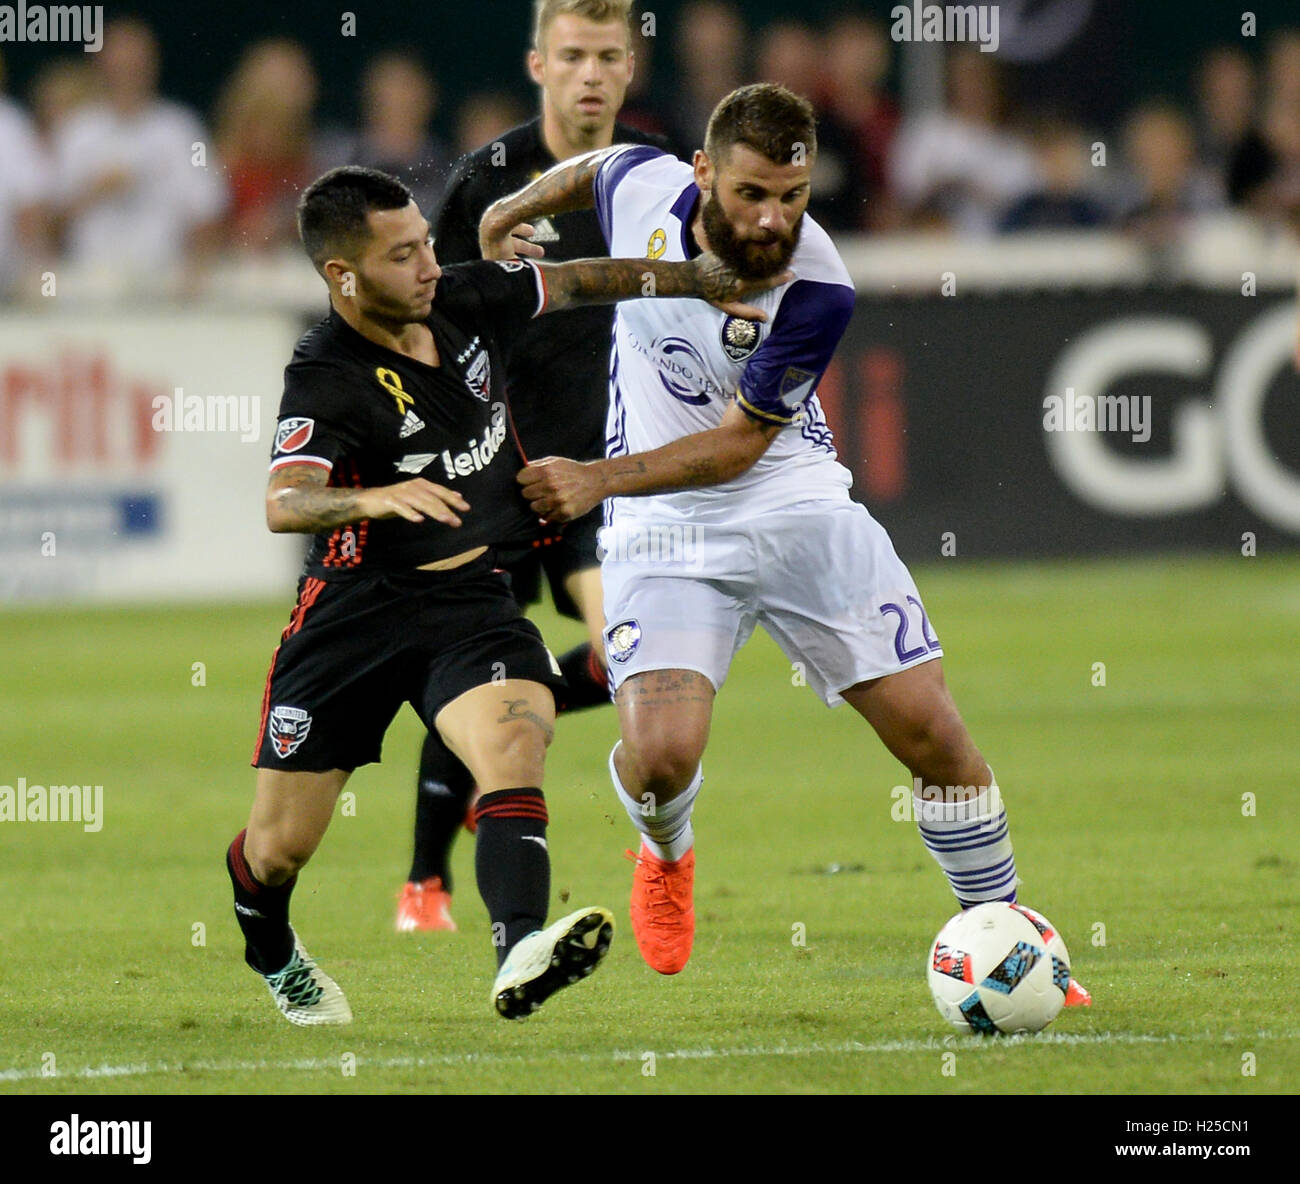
[609,743,700,863]
[914,776,1018,907]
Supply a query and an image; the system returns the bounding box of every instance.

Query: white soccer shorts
[598,499,943,706]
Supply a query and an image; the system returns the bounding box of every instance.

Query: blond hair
[533,0,634,53]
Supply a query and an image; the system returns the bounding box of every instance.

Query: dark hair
[296,166,414,272]
[704,83,817,167]
[1226,129,1278,206]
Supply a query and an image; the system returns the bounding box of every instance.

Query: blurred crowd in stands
[2,3,1300,301]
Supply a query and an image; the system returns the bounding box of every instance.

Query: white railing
[6,222,1296,316]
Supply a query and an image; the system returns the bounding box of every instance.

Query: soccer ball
[927,902,1072,1034]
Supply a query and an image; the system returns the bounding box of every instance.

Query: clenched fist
[517,457,607,524]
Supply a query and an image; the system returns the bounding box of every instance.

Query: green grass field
[1,555,1297,1095]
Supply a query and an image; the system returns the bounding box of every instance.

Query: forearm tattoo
[497,150,607,225]
[544,256,743,313]
[268,466,363,532]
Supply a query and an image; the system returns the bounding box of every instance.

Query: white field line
[2,1029,1296,1084]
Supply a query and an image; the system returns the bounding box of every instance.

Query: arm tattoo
[541,256,742,314]
[682,456,721,483]
[691,254,748,303]
[497,698,555,744]
[490,149,610,227]
[267,465,364,533]
[598,425,774,498]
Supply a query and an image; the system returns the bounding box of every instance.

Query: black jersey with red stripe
[270,259,548,578]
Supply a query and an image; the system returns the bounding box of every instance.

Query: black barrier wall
[821,291,1300,559]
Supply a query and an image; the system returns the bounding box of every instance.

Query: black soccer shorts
[498,506,602,621]
[251,556,564,773]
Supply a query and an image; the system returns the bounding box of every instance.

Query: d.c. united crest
[269,705,312,758]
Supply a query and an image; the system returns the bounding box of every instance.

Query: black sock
[226,829,296,975]
[409,731,476,888]
[474,788,550,967]
[555,642,610,713]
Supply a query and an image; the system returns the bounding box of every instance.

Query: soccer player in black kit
[396,0,672,932]
[224,164,779,1024]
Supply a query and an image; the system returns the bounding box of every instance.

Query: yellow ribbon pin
[376,368,413,415]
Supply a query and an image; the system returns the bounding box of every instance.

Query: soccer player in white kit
[482,83,1088,1004]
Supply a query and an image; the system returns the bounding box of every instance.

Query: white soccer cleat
[261,930,353,1026]
[491,906,614,1020]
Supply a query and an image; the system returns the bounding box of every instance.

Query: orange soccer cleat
[627,843,695,975]
[395,876,457,933]
[1064,977,1092,1007]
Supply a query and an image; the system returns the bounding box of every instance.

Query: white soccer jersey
[595,146,857,525]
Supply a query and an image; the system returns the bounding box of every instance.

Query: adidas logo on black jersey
[530,217,560,244]
[399,410,425,438]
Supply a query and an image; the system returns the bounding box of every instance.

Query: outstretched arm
[517,402,781,523]
[536,252,787,320]
[480,147,788,318]
[478,148,616,259]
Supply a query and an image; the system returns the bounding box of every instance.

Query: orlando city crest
[720,315,760,361]
[605,619,642,664]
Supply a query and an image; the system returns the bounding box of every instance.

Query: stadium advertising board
[0,312,302,601]
[826,292,1300,558]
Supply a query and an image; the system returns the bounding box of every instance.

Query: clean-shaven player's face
[530,15,634,137]
[695,143,811,280]
[331,202,442,323]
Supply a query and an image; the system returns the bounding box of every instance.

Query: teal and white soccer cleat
[491,906,614,1020]
[261,930,353,1026]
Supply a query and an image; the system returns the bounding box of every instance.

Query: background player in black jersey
[224,164,782,1025]
[398,0,670,933]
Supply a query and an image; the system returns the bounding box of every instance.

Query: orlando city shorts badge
[269,706,312,758]
[605,619,642,664]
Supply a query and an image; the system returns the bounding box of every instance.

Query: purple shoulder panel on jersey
[670,183,702,257]
[594,145,667,246]
[737,279,855,426]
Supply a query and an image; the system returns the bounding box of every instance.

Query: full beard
[700,191,802,281]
